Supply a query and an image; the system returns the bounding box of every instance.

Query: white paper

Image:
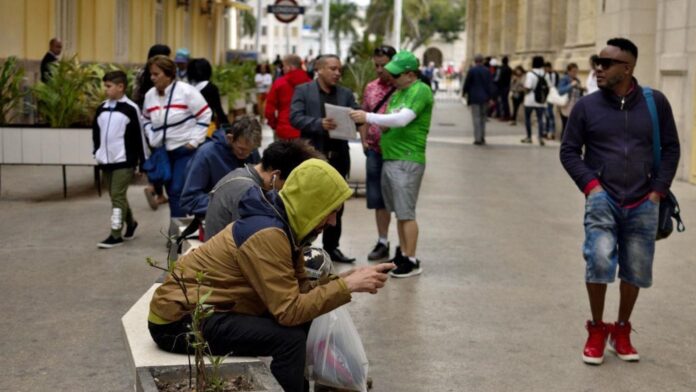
[324,103,358,140]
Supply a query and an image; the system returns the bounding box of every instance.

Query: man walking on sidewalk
[462,54,493,145]
[560,38,680,365]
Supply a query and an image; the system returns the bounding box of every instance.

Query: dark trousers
[166,146,196,218]
[524,106,546,139]
[511,95,523,122]
[149,313,311,392]
[323,145,350,251]
[497,87,510,118]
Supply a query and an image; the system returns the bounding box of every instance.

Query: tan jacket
[149,224,351,327]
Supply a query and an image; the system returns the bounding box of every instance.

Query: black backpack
[532,72,549,104]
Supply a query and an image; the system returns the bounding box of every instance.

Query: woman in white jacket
[142,55,212,218]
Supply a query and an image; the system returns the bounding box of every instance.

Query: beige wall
[0,0,230,65]
[466,0,696,184]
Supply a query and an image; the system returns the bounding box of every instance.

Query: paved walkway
[1,99,695,391]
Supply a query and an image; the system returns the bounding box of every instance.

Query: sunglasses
[374,46,397,58]
[388,71,403,79]
[594,57,629,69]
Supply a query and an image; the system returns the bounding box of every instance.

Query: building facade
[466,0,696,184]
[0,0,244,79]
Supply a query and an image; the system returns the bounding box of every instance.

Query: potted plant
[0,56,28,125]
[212,61,256,120]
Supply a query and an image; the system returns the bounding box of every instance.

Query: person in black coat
[40,38,62,83]
[188,58,229,128]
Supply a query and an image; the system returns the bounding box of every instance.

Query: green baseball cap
[385,50,420,75]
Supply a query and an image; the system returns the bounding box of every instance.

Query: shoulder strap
[371,88,396,113]
[162,82,177,143]
[642,86,661,172]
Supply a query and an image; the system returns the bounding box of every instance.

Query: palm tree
[365,0,430,50]
[314,0,362,58]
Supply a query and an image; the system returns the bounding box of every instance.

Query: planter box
[0,126,94,165]
[137,362,282,392]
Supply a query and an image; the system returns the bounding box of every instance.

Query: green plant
[341,59,377,103]
[349,35,385,62]
[0,56,28,125]
[146,257,227,392]
[212,61,256,111]
[313,0,362,58]
[32,56,99,127]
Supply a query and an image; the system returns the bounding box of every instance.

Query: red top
[265,69,312,139]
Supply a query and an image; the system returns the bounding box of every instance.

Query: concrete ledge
[121,284,262,388]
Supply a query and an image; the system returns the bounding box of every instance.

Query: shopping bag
[546,86,569,106]
[306,306,369,392]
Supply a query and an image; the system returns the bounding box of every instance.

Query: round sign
[271,0,302,24]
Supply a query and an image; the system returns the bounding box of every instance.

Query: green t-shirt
[379,80,433,164]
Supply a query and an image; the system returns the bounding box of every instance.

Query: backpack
[532,72,549,104]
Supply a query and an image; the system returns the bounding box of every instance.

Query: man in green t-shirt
[350,50,433,278]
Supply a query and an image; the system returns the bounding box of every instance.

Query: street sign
[267,0,304,24]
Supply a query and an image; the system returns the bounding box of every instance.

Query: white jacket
[143,81,212,151]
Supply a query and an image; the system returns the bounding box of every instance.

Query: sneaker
[607,321,640,361]
[389,255,422,278]
[388,246,402,264]
[520,137,532,144]
[368,241,390,262]
[539,138,546,146]
[144,187,158,210]
[582,320,610,365]
[98,235,124,249]
[123,221,138,240]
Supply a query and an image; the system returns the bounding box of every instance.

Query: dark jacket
[462,64,493,105]
[290,80,359,153]
[40,52,57,83]
[497,64,512,90]
[560,79,680,206]
[180,130,261,216]
[265,69,312,139]
[199,82,228,127]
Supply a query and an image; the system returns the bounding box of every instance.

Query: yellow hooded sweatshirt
[280,158,354,243]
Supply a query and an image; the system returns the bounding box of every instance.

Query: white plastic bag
[547,86,569,106]
[306,306,369,392]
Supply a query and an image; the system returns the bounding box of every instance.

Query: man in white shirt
[522,55,549,146]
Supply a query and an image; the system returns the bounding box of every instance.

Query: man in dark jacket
[560,38,680,366]
[462,54,493,145]
[180,116,261,219]
[290,54,360,263]
[496,56,513,121]
[40,38,62,83]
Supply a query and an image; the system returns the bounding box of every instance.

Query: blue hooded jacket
[180,130,260,216]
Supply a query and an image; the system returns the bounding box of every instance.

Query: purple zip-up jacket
[560,79,680,206]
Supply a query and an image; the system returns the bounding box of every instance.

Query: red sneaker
[608,321,640,361]
[583,320,610,365]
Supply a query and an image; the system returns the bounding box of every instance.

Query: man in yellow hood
[149,159,394,392]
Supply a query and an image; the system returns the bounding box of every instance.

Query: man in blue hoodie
[180,116,262,219]
[560,38,680,366]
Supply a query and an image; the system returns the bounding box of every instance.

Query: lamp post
[394,0,402,50]
[255,0,262,54]
[321,0,329,54]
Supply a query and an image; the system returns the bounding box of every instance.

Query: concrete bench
[0,126,102,198]
[121,284,267,391]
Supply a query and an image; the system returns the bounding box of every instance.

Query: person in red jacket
[265,54,311,140]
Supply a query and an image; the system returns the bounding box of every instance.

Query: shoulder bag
[142,82,177,183]
[643,86,685,240]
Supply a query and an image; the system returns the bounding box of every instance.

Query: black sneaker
[98,235,124,249]
[389,255,422,278]
[388,246,402,264]
[123,221,138,240]
[368,242,389,261]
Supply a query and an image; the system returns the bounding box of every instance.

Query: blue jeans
[166,146,196,218]
[545,104,556,135]
[524,106,545,140]
[583,191,659,288]
[365,149,385,210]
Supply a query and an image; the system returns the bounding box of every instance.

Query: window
[262,26,267,36]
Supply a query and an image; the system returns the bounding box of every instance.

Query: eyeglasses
[594,57,629,69]
[374,46,397,58]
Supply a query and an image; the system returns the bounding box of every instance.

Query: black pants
[323,145,350,251]
[150,313,311,392]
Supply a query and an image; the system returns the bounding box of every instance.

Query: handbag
[643,86,685,240]
[143,82,176,183]
[546,86,569,106]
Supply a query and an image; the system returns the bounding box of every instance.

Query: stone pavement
[1,98,696,391]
